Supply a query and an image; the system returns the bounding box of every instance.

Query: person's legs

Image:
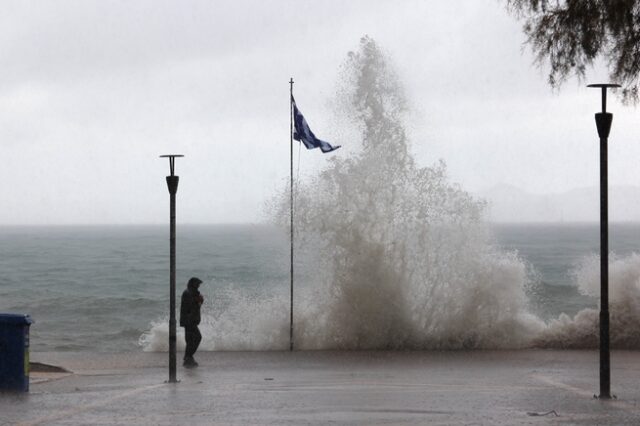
[184,326,202,367]
[184,326,196,361]
[192,326,202,356]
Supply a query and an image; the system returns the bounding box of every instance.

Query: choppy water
[1,223,640,352]
[0,224,286,352]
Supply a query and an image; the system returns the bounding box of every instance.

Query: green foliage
[506,0,640,102]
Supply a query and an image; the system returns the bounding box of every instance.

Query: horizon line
[3,220,640,227]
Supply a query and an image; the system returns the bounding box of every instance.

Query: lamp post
[587,83,619,399]
[160,154,184,383]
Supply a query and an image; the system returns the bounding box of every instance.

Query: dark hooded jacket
[180,280,202,327]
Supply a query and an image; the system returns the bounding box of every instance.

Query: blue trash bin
[0,314,33,392]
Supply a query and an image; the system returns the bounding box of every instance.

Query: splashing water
[139,285,289,352]
[140,37,640,351]
[535,253,640,348]
[268,36,544,350]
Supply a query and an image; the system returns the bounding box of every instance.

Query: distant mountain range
[476,184,640,222]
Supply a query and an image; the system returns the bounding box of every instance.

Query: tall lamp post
[160,154,184,384]
[587,83,619,399]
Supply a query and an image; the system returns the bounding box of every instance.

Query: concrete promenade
[1,350,640,425]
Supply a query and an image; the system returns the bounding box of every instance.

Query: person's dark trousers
[184,325,202,360]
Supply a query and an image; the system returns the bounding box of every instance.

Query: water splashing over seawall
[270,36,543,349]
[140,37,640,352]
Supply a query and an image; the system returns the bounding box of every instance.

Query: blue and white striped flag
[291,96,340,153]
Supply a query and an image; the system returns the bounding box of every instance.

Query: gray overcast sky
[1,0,638,225]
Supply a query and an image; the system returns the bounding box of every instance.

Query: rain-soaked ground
[1,350,640,425]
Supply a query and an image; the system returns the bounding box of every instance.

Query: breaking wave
[534,253,640,349]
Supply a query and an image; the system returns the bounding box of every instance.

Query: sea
[1,223,640,353]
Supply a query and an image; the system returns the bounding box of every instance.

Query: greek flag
[292,96,340,153]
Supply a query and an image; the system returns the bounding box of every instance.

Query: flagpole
[289,77,294,352]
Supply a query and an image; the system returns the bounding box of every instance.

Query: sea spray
[271,36,544,349]
[535,253,640,348]
[138,37,544,352]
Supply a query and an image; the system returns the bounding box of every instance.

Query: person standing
[180,277,204,368]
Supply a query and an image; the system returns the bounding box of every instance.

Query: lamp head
[587,84,620,113]
[159,154,184,176]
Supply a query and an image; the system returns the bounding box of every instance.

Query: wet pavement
[1,350,640,425]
